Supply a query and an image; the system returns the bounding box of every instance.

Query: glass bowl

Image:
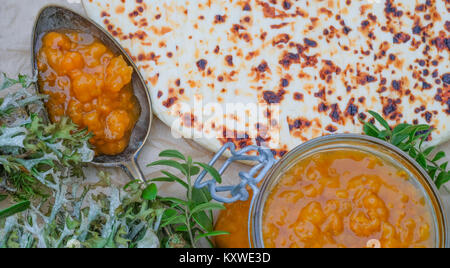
[250,134,448,248]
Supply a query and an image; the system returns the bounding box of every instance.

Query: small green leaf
[423,146,436,157]
[195,162,222,183]
[393,123,410,134]
[0,200,30,219]
[195,231,230,242]
[191,166,201,176]
[159,150,186,161]
[391,125,417,146]
[418,131,432,149]
[162,208,178,219]
[161,171,188,189]
[427,166,438,180]
[432,151,446,162]
[147,159,187,175]
[161,214,187,228]
[182,164,200,176]
[378,130,391,139]
[436,171,450,189]
[368,111,391,131]
[391,132,410,146]
[192,187,212,204]
[192,187,214,221]
[142,183,158,201]
[363,123,380,138]
[192,211,214,232]
[409,148,418,158]
[397,142,411,151]
[415,153,427,170]
[190,202,225,216]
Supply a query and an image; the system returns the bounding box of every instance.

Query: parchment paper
[1,0,449,221]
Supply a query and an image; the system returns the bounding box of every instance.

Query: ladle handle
[121,156,147,183]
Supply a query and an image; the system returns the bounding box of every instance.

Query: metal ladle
[31,5,152,182]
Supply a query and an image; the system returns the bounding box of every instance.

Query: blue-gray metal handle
[194,142,278,203]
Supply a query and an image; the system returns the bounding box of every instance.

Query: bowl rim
[251,133,449,248]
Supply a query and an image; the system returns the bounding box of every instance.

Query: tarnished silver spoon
[31,5,152,182]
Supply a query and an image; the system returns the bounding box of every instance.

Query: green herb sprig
[146,149,229,248]
[361,111,450,189]
[1,172,165,248]
[0,73,94,216]
[0,72,228,248]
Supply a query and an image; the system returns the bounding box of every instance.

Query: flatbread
[83,0,450,158]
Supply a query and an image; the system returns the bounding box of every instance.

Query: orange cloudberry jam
[37,31,140,156]
[215,149,435,248]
